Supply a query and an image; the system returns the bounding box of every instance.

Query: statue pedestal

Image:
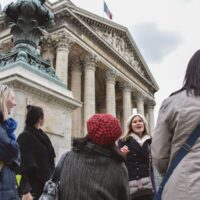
[0,61,81,160]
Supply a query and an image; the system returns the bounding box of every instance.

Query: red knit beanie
[87,113,122,146]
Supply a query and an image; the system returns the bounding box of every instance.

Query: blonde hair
[122,113,149,139]
[0,85,13,121]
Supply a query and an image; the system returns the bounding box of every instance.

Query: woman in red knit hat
[59,113,129,200]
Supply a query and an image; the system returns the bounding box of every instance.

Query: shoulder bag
[154,124,200,200]
[39,152,68,200]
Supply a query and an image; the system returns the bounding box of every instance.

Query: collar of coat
[129,132,151,146]
[23,125,56,159]
[75,141,125,162]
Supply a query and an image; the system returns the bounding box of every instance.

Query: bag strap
[51,151,68,183]
[154,124,200,200]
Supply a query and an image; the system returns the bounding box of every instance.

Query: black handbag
[39,152,68,200]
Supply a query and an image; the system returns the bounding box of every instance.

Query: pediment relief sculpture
[91,26,147,78]
[133,61,145,76]
[91,26,136,63]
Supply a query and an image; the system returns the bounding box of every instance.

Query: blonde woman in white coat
[152,49,200,200]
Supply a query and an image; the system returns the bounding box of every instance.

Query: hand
[22,193,33,200]
[120,145,129,155]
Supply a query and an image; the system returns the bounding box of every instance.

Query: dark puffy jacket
[59,141,129,200]
[0,126,20,200]
[118,136,151,181]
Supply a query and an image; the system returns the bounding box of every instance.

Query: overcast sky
[1,0,200,121]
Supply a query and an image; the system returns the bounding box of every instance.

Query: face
[131,116,145,137]
[39,117,44,127]
[6,91,16,114]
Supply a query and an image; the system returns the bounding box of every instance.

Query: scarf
[2,118,17,141]
[129,132,151,146]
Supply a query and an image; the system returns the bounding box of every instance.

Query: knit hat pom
[87,114,122,146]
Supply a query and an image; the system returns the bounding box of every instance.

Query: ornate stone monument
[0,0,81,158]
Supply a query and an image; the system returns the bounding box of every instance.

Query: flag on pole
[104,1,113,20]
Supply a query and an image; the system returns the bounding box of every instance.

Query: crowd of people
[1,49,200,200]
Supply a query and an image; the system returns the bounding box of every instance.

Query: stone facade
[0,0,159,157]
[0,61,80,159]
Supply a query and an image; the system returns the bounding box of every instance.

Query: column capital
[84,54,97,71]
[55,31,73,50]
[41,34,56,52]
[70,59,82,71]
[146,99,156,109]
[120,82,132,92]
[85,54,97,64]
[106,69,117,84]
[135,91,145,102]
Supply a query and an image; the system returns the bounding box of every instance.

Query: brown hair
[171,50,200,97]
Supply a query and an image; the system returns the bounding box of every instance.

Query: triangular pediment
[67,5,158,91]
[85,25,148,78]
[45,0,158,91]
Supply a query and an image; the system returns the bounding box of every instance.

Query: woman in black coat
[118,113,156,200]
[17,105,55,200]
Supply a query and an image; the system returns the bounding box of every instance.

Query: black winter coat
[59,141,130,200]
[118,135,152,181]
[17,126,55,199]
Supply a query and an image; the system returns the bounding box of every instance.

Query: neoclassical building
[0,0,158,155]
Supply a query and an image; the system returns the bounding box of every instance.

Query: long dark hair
[171,50,200,97]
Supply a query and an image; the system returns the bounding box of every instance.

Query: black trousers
[131,194,153,200]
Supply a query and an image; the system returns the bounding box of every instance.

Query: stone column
[106,69,116,116]
[41,35,55,66]
[146,100,156,135]
[55,32,72,87]
[122,83,132,132]
[136,92,145,116]
[83,54,97,134]
[97,96,106,113]
[71,59,82,138]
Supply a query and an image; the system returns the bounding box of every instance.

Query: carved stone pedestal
[0,61,81,161]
